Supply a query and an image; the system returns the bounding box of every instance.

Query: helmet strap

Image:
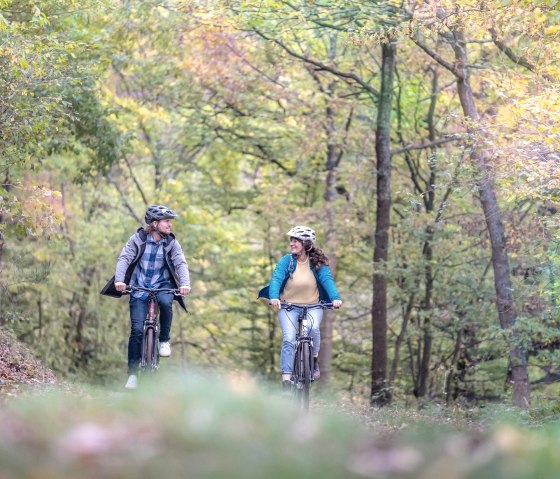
[149,221,167,240]
[155,224,168,238]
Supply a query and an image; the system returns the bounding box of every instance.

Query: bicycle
[279,301,334,410]
[124,286,181,374]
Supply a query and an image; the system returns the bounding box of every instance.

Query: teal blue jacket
[258,254,341,303]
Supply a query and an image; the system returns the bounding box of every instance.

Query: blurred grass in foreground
[1,372,560,479]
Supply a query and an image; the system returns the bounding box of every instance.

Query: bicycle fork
[295,316,315,387]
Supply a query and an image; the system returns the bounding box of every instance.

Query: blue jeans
[128,292,174,374]
[278,305,323,374]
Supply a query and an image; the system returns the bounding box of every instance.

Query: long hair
[143,223,156,234]
[302,240,329,269]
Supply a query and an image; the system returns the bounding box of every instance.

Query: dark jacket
[101,228,189,311]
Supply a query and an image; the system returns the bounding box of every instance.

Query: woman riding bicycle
[101,205,191,389]
[259,226,342,390]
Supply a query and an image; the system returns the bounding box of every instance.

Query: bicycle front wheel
[301,342,311,410]
[142,326,158,372]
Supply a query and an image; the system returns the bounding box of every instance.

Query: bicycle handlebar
[277,301,336,310]
[123,286,183,296]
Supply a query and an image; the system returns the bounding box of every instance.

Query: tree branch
[253,28,379,99]
[391,135,459,156]
[106,173,143,224]
[123,157,149,206]
[411,33,458,76]
[490,28,555,82]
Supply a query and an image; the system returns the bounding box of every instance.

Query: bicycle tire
[301,342,311,410]
[151,328,160,370]
[142,326,156,371]
[291,347,303,406]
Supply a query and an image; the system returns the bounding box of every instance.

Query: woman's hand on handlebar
[115,281,127,292]
[332,300,342,309]
[269,298,281,310]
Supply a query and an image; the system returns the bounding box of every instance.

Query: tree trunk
[417,240,433,397]
[371,40,396,407]
[451,29,530,408]
[319,85,339,389]
[416,69,439,398]
[390,293,414,383]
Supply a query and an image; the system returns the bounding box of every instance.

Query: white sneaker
[125,374,138,389]
[159,341,171,357]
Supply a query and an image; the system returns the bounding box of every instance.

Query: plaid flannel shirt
[130,234,172,300]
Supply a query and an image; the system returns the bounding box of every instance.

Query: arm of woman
[268,255,291,300]
[317,265,341,302]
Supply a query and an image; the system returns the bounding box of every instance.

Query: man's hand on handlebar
[115,282,190,296]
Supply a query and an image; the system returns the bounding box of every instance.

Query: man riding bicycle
[101,205,191,389]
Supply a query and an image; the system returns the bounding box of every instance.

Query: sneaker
[125,374,138,389]
[282,380,292,392]
[313,357,320,379]
[159,341,171,357]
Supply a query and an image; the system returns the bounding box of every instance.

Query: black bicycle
[124,286,181,373]
[279,301,334,410]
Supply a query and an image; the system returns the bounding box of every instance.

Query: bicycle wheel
[151,325,160,370]
[291,347,303,406]
[301,342,311,410]
[142,326,156,371]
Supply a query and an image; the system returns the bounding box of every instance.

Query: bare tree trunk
[371,40,396,407]
[319,83,341,389]
[390,293,414,382]
[37,296,43,338]
[451,29,530,408]
[416,69,438,398]
[417,222,435,398]
[0,173,10,269]
[446,328,462,405]
[306,33,352,389]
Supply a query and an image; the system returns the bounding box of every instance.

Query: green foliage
[2,0,560,410]
[0,0,119,234]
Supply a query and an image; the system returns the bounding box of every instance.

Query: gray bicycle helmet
[286,225,316,243]
[145,205,178,223]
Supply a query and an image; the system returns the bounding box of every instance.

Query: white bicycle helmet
[286,225,316,243]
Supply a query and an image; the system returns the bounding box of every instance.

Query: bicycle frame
[141,291,160,371]
[125,286,180,373]
[279,301,334,409]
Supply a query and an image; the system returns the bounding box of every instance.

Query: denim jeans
[128,292,174,374]
[278,305,323,374]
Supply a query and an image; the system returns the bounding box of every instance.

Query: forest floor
[0,325,485,435]
[2,327,560,479]
[0,327,62,401]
